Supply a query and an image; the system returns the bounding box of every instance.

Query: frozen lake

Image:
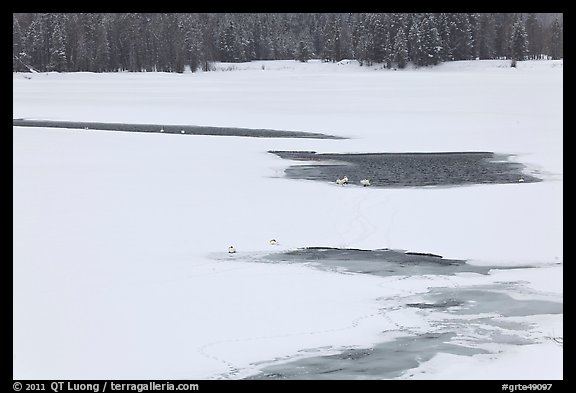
[13,60,562,379]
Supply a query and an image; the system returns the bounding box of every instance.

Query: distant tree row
[13,13,563,73]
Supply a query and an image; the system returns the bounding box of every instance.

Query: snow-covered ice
[13,59,562,379]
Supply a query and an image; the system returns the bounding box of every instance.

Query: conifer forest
[13,13,563,73]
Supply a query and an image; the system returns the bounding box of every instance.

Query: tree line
[13,13,563,73]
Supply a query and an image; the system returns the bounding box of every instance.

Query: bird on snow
[518,177,525,183]
[336,178,346,186]
[228,245,236,254]
[342,176,349,184]
[360,179,371,187]
[269,239,279,246]
[181,130,186,134]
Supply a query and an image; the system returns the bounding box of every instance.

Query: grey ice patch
[246,332,487,380]
[420,287,564,317]
[246,286,562,380]
[261,247,516,277]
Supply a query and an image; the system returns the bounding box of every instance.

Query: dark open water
[271,151,540,187]
[13,119,343,139]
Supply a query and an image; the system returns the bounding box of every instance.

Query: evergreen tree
[105,13,123,71]
[173,15,186,72]
[48,15,67,71]
[407,17,420,63]
[310,14,324,59]
[92,16,110,72]
[509,15,529,65]
[525,13,542,59]
[320,14,342,62]
[182,14,202,72]
[436,13,452,61]
[13,15,23,56]
[333,17,342,62]
[494,13,513,59]
[219,19,241,62]
[371,14,387,63]
[416,14,441,66]
[468,13,481,59]
[548,18,562,60]
[25,13,49,70]
[125,14,141,71]
[450,13,473,60]
[384,30,394,68]
[477,13,496,60]
[323,14,343,62]
[393,26,408,68]
[198,13,218,70]
[136,14,157,72]
[339,13,354,60]
[273,14,296,59]
[13,15,30,71]
[352,13,370,65]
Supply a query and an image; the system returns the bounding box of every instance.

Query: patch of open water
[270,151,540,187]
[13,119,343,139]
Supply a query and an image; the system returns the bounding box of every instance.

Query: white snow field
[13,59,562,379]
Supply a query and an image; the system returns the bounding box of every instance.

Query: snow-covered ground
[13,59,562,379]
